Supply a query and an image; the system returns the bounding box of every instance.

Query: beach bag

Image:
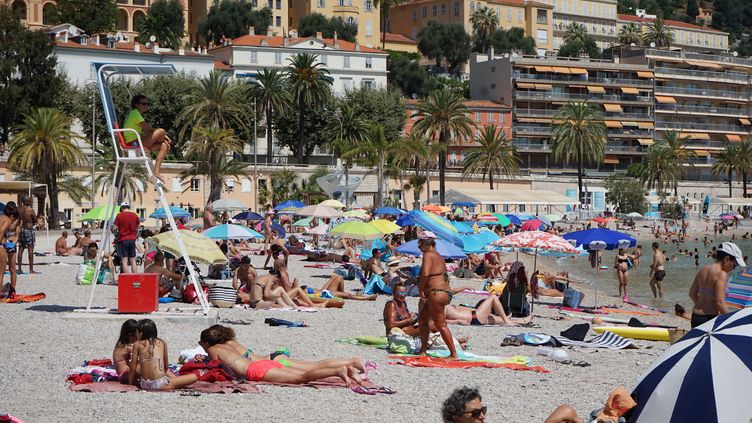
[76,263,108,285]
[387,332,421,354]
[563,286,584,309]
[208,286,237,308]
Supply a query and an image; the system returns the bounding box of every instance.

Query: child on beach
[129,319,198,391]
[113,319,138,384]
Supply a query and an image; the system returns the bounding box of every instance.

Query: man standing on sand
[689,242,745,328]
[17,197,39,274]
[262,211,274,255]
[203,205,216,231]
[113,202,140,274]
[648,242,666,298]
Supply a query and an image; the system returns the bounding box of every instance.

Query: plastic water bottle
[535,347,570,363]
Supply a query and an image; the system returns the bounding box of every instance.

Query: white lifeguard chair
[83,63,209,315]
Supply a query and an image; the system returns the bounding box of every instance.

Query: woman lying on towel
[304,273,377,301]
[129,319,198,391]
[200,325,362,384]
[444,295,533,326]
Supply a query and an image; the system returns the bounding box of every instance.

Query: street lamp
[86,80,97,210]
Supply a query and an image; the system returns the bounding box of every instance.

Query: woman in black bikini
[0,202,20,297]
[445,295,533,326]
[614,248,633,301]
[384,283,419,336]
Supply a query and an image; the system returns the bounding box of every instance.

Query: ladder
[85,63,209,315]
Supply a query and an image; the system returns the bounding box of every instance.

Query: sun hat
[387,258,401,267]
[718,242,746,267]
[120,201,130,208]
[419,231,437,240]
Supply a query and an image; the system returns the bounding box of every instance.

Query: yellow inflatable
[593,326,670,342]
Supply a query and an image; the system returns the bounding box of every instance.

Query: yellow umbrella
[148,230,227,264]
[370,219,400,234]
[319,199,345,209]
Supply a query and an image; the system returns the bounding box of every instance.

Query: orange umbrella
[422,204,442,212]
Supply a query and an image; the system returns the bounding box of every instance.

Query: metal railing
[645,48,752,69]
[654,66,750,84]
[512,141,644,154]
[514,125,654,137]
[514,72,653,87]
[514,108,651,119]
[655,121,751,133]
[654,85,751,101]
[512,142,551,151]
[515,91,652,102]
[655,103,749,117]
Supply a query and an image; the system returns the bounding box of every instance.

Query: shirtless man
[233,256,288,309]
[17,197,38,274]
[144,252,183,293]
[363,249,385,279]
[689,242,745,328]
[203,205,216,231]
[55,231,73,256]
[264,230,287,268]
[262,211,274,261]
[648,242,666,299]
[271,248,299,290]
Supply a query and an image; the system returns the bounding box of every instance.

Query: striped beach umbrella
[629,308,752,422]
[408,210,463,247]
[202,224,262,240]
[726,268,752,309]
[149,206,191,219]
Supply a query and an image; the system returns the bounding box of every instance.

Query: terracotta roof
[618,14,726,34]
[54,39,208,57]
[214,60,231,70]
[405,99,511,109]
[218,34,385,54]
[381,32,416,44]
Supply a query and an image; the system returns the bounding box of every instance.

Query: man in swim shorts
[17,197,38,274]
[689,242,745,328]
[648,242,666,298]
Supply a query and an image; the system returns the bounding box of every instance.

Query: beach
[0,231,695,423]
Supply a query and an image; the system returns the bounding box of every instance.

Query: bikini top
[388,300,408,321]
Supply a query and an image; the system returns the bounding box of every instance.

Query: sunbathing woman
[199,325,359,385]
[306,273,377,301]
[113,319,138,384]
[129,319,198,391]
[444,295,533,326]
[202,325,365,374]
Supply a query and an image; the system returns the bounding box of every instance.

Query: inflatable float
[593,326,670,342]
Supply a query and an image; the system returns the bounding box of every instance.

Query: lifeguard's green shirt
[123,109,145,142]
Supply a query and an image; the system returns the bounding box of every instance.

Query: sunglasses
[463,406,487,418]
[138,102,149,106]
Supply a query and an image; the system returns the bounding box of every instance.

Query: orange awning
[694,150,710,157]
[516,82,536,89]
[568,68,588,75]
[604,157,620,164]
[551,66,571,74]
[621,87,640,94]
[740,118,751,126]
[534,84,553,90]
[656,96,676,104]
[604,120,623,128]
[684,60,724,70]
[637,71,654,78]
[587,86,606,94]
[726,134,742,142]
[680,132,710,140]
[638,122,654,129]
[604,104,623,113]
[638,139,655,145]
[534,66,554,72]
[622,121,639,127]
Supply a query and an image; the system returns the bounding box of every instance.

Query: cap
[120,201,130,208]
[718,242,746,267]
[419,231,437,240]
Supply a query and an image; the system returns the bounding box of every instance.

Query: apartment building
[188,0,289,43]
[532,0,617,50]
[470,51,654,172]
[287,0,380,48]
[403,99,512,168]
[388,0,553,52]
[617,14,728,53]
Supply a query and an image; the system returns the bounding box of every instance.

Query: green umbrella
[454,207,464,216]
[292,217,313,227]
[80,205,120,222]
[492,213,511,227]
[545,214,563,222]
[328,221,383,240]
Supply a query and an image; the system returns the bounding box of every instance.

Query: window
[268,0,272,8]
[251,51,258,63]
[276,0,281,8]
[317,0,324,7]
[454,1,459,16]
[470,1,474,11]
[347,16,355,25]
[344,55,350,68]
[365,0,373,11]
[226,179,234,192]
[422,6,426,17]
[536,29,548,43]
[362,79,374,89]
[365,56,372,68]
[190,179,200,192]
[320,54,327,65]
[518,10,523,22]
[432,4,437,15]
[500,113,505,123]
[171,177,182,192]
[241,179,252,193]
[475,111,481,121]
[507,9,512,22]
[488,111,494,122]
[342,78,352,91]
[274,52,282,64]
[441,3,446,15]
[496,6,500,16]
[275,16,281,26]
[366,19,372,36]
[412,9,416,21]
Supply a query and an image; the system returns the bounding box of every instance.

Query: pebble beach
[0,231,691,423]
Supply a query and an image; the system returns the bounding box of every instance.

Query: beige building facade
[288,0,380,47]
[617,14,728,53]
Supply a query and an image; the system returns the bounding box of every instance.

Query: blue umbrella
[374,206,404,216]
[645,211,661,220]
[202,224,263,240]
[452,201,476,208]
[460,234,492,254]
[253,221,286,238]
[475,228,500,244]
[396,239,467,259]
[562,228,636,250]
[537,215,552,227]
[274,200,305,211]
[149,206,191,219]
[233,211,264,221]
[629,308,752,423]
[513,213,535,222]
[0,202,5,212]
[396,214,415,227]
[408,210,464,247]
[451,221,475,233]
[505,214,522,226]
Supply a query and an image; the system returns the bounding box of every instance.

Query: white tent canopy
[713,197,752,207]
[429,188,580,206]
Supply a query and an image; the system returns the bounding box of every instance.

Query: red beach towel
[0,293,45,303]
[388,356,550,373]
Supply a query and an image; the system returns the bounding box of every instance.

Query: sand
[0,231,690,423]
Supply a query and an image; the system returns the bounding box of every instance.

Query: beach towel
[178,360,234,382]
[600,308,661,317]
[68,380,262,394]
[554,331,643,350]
[0,292,45,303]
[507,333,561,347]
[362,274,392,295]
[388,356,549,373]
[336,336,388,349]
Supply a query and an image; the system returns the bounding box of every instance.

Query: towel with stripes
[554,331,643,350]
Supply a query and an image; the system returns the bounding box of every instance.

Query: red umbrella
[521,219,544,231]
[593,216,609,224]
[494,231,578,253]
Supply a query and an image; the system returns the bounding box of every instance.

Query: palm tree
[347,123,396,207]
[564,23,588,44]
[177,70,249,141]
[259,168,299,206]
[640,130,695,196]
[413,88,474,205]
[618,22,642,46]
[643,17,674,49]
[711,145,739,198]
[137,14,182,50]
[58,175,92,206]
[393,132,429,209]
[373,0,406,50]
[95,158,150,204]
[182,127,246,202]
[735,138,752,197]
[460,124,520,190]
[286,52,333,164]
[252,68,291,164]
[470,6,499,53]
[8,108,85,228]
[329,103,368,207]
[551,101,607,207]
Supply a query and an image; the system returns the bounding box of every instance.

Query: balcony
[514,91,652,103]
[514,72,653,87]
[655,121,751,133]
[654,85,751,101]
[655,103,749,117]
[333,2,359,13]
[674,140,729,149]
[514,125,653,139]
[512,141,552,152]
[644,49,752,70]
[654,66,749,85]
[514,108,651,120]
[604,145,644,154]
[511,141,644,154]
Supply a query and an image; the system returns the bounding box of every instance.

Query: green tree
[198,1,271,44]
[551,101,607,205]
[328,103,368,207]
[182,127,246,202]
[137,0,185,50]
[373,0,406,49]
[94,150,149,204]
[342,87,406,143]
[460,124,520,190]
[618,22,642,46]
[643,17,674,48]
[686,0,699,21]
[711,145,739,198]
[252,68,291,164]
[347,123,395,207]
[58,175,92,207]
[297,13,358,42]
[604,174,647,214]
[51,0,117,34]
[489,27,536,55]
[559,35,601,58]
[413,87,474,205]
[286,52,333,163]
[258,168,299,206]
[640,130,695,196]
[564,23,588,44]
[388,57,435,98]
[417,21,445,68]
[393,132,429,209]
[8,108,85,229]
[273,101,336,162]
[470,6,499,53]
[443,24,472,75]
[734,138,752,197]
[617,0,638,14]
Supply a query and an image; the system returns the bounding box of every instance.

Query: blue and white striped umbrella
[149,206,191,219]
[629,308,752,422]
[202,224,262,240]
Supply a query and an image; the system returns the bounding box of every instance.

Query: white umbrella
[305,224,329,235]
[627,212,643,218]
[211,198,248,211]
[296,204,343,218]
[629,308,752,422]
[319,199,345,209]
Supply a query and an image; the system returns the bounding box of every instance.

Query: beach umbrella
[451,221,475,233]
[476,228,501,244]
[452,201,476,208]
[274,200,305,211]
[396,214,415,227]
[233,211,264,221]
[319,199,345,209]
[422,204,443,212]
[629,308,752,423]
[725,267,752,309]
[374,206,404,216]
[211,198,248,211]
[513,213,535,222]
[454,207,464,216]
[537,215,552,227]
[593,216,610,224]
[329,221,383,240]
[489,214,511,227]
[149,206,191,219]
[720,214,735,220]
[408,210,463,247]
[736,214,744,219]
[343,209,369,219]
[305,224,329,236]
[545,214,563,222]
[185,218,203,229]
[253,221,286,238]
[645,211,661,220]
[521,219,544,231]
[292,217,313,227]
[149,230,226,264]
[626,212,643,218]
[202,223,262,240]
[370,219,401,234]
[396,239,467,259]
[80,205,120,221]
[296,204,342,218]
[505,214,522,226]
[460,234,491,254]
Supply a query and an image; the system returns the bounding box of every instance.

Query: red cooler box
[118,273,159,313]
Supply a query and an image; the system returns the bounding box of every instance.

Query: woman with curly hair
[441,387,486,422]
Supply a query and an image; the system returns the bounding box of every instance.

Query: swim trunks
[470,310,483,326]
[690,312,718,328]
[19,228,35,248]
[245,359,283,382]
[654,270,666,281]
